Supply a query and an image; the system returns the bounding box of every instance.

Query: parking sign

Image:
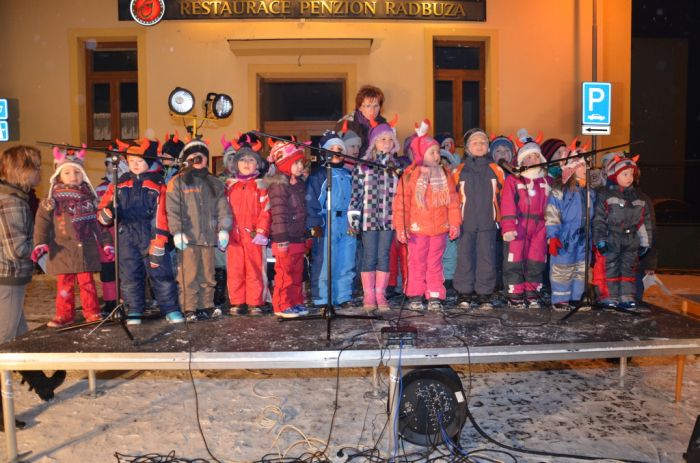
[582,82,611,126]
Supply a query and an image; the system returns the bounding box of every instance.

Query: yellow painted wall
[0,0,631,195]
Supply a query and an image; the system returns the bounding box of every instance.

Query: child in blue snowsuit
[306,131,356,307]
[97,141,184,324]
[545,154,595,311]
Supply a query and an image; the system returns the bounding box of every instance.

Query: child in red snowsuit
[225,147,271,316]
[500,131,551,308]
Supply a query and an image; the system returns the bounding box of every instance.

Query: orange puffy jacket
[392,165,461,237]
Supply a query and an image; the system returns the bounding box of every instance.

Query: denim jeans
[361,230,394,272]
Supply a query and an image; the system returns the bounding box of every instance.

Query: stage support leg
[387,366,400,456]
[2,369,18,463]
[88,370,96,395]
[675,355,685,403]
[619,357,627,387]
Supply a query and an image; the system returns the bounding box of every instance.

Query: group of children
[22,114,653,327]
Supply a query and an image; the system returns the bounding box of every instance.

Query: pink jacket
[500,175,551,236]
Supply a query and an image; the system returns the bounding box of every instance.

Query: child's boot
[375,271,391,310]
[213,267,227,307]
[361,272,377,310]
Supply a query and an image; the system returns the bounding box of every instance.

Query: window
[85,42,138,146]
[433,41,485,141]
[260,79,345,143]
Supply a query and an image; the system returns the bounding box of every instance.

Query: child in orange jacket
[393,125,461,311]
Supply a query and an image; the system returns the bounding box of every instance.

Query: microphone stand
[37,141,138,340]
[252,131,383,342]
[499,140,643,321]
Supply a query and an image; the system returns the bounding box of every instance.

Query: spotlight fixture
[396,366,467,447]
[205,92,234,119]
[168,87,195,115]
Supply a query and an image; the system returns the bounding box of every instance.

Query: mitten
[31,244,49,263]
[217,230,229,251]
[596,241,609,255]
[309,226,323,238]
[503,231,517,242]
[251,233,269,246]
[103,245,115,262]
[396,229,409,244]
[548,237,563,256]
[173,233,189,251]
[448,225,460,241]
[638,246,650,258]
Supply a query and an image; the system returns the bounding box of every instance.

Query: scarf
[236,171,259,181]
[414,165,450,209]
[52,182,98,241]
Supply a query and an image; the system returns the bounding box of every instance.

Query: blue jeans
[361,230,394,272]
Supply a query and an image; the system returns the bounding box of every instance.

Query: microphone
[179,154,203,168]
[386,160,405,177]
[497,158,518,176]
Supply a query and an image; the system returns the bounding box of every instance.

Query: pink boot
[361,272,377,310]
[375,271,391,310]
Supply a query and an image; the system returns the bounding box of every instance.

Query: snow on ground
[1,273,698,463]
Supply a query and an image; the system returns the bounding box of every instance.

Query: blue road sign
[0,121,9,142]
[0,99,8,120]
[582,82,611,126]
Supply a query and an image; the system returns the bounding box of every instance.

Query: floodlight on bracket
[167,87,233,138]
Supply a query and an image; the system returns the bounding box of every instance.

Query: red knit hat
[269,140,307,176]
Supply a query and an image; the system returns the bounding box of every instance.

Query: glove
[251,233,269,246]
[97,207,114,226]
[173,233,189,251]
[638,246,650,258]
[309,226,323,238]
[305,238,314,251]
[103,245,115,262]
[396,229,409,244]
[448,225,460,241]
[217,230,229,252]
[31,244,49,263]
[596,241,609,255]
[149,242,165,268]
[548,237,563,256]
[503,231,517,242]
[347,211,361,234]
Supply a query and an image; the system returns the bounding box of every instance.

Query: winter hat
[230,146,264,175]
[49,145,96,197]
[434,132,456,154]
[233,131,263,153]
[319,130,346,154]
[365,120,400,158]
[440,149,460,168]
[490,135,515,165]
[161,132,185,161]
[269,140,307,176]
[515,129,546,167]
[599,151,622,176]
[606,154,639,182]
[540,138,566,161]
[462,128,489,157]
[410,135,439,166]
[341,129,361,150]
[179,139,210,163]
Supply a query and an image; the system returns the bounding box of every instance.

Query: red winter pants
[406,234,448,300]
[227,236,267,306]
[271,242,305,313]
[55,272,100,321]
[389,237,409,289]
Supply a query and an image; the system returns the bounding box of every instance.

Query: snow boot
[375,271,391,310]
[19,370,66,402]
[361,272,377,310]
[213,268,227,308]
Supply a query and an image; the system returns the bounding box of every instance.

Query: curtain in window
[93,113,112,141]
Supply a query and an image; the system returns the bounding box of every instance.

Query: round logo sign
[130,0,165,26]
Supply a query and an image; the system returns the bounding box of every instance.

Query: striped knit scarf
[52,182,98,241]
[414,165,450,209]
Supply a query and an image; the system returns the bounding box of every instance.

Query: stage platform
[2,304,700,461]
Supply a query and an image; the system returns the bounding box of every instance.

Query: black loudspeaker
[396,366,467,447]
[685,415,700,463]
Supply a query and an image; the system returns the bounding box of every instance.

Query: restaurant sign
[118,0,486,23]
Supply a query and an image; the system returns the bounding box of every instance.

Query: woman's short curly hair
[0,145,42,192]
[355,85,385,109]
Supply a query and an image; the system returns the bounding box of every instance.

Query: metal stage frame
[2,306,700,462]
